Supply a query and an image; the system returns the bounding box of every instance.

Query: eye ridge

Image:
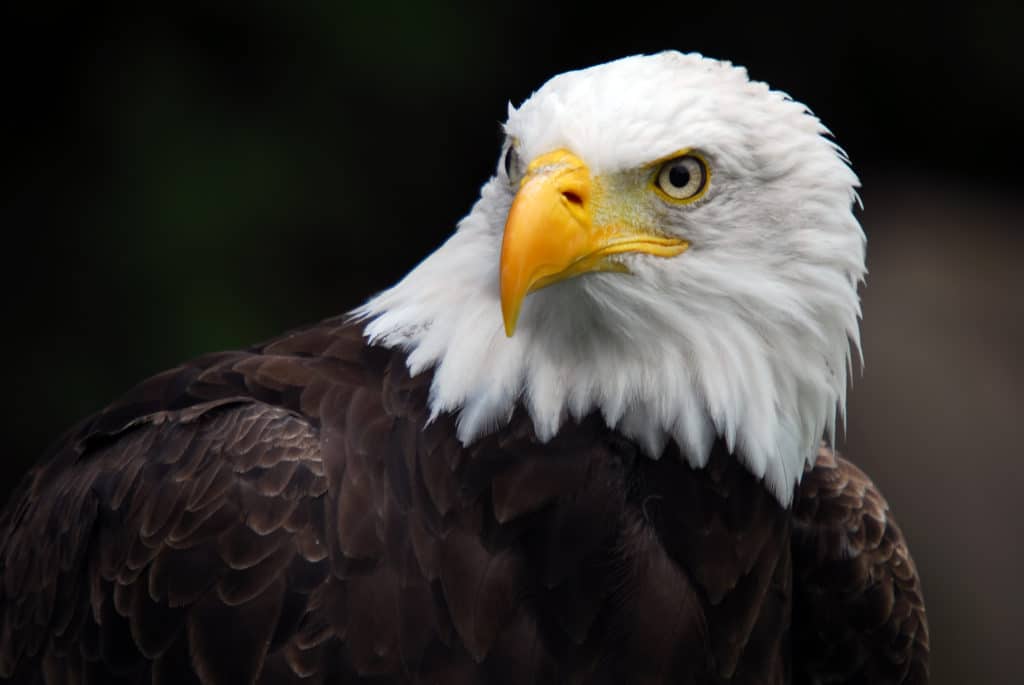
[654,154,708,202]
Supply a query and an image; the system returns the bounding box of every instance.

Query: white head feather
[355,52,865,505]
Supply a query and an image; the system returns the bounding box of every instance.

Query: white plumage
[357,52,865,504]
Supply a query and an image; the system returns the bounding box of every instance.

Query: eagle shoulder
[791,446,930,685]
[0,398,334,683]
[0,319,390,683]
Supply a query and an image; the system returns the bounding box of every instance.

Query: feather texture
[0,320,927,683]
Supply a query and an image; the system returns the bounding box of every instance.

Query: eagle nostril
[561,190,584,206]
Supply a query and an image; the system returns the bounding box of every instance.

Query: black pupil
[504,148,514,176]
[669,164,691,188]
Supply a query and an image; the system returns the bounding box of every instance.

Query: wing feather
[0,394,334,684]
[791,446,930,685]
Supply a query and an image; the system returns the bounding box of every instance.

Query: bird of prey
[0,52,929,684]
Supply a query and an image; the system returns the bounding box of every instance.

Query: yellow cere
[499,148,689,336]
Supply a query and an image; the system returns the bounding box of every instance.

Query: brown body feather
[0,319,928,684]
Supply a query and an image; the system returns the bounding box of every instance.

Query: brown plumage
[0,318,928,684]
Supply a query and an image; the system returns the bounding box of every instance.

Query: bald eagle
[0,53,928,684]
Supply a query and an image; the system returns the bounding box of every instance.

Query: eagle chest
[319,350,793,683]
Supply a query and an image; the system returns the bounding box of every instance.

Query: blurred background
[2,2,1021,683]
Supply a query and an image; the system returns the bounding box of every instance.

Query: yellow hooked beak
[500,149,689,336]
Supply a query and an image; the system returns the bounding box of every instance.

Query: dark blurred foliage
[1,2,1021,683]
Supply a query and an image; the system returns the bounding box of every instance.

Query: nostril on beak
[561,190,584,206]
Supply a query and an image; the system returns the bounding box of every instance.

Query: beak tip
[500,277,521,337]
[502,312,517,338]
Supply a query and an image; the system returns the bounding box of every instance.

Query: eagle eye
[654,154,708,202]
[503,145,522,181]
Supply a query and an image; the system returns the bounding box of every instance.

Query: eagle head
[358,52,865,504]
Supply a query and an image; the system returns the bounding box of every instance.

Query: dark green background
[3,3,1022,684]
